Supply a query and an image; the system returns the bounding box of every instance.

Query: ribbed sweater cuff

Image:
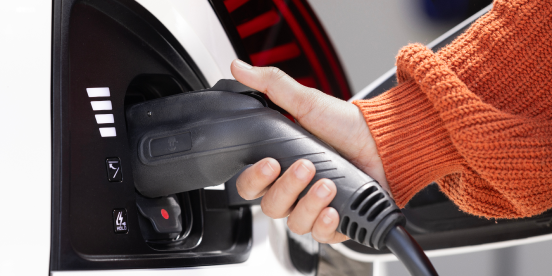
[353,81,464,208]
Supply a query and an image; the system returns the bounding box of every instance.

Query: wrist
[352,81,464,207]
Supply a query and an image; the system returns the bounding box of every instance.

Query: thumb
[230,59,329,121]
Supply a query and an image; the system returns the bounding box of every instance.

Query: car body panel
[136,0,238,86]
[0,1,52,275]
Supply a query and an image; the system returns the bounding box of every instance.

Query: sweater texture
[352,0,552,219]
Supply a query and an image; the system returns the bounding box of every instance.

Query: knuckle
[267,66,286,81]
[274,211,288,219]
[236,162,276,200]
[260,201,275,218]
[277,163,313,197]
[279,180,299,197]
[302,200,319,215]
[236,176,255,200]
[286,220,298,233]
[311,217,336,243]
[295,88,322,121]
[258,66,289,96]
[312,231,330,243]
[260,198,285,219]
[236,186,252,200]
[287,220,308,235]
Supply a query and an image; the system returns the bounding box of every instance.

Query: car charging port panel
[51,0,252,270]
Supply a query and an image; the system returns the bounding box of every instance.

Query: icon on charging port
[106,157,123,182]
[113,209,128,234]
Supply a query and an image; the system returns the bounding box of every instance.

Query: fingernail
[322,215,332,225]
[234,59,253,70]
[295,163,311,180]
[261,160,275,176]
[316,182,331,198]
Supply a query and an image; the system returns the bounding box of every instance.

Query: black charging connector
[126,79,439,276]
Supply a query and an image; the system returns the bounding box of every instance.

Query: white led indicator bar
[99,127,117,137]
[91,101,112,111]
[204,184,226,190]
[95,114,115,124]
[86,87,111,97]
[88,87,116,137]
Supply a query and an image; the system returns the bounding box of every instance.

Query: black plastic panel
[51,0,252,270]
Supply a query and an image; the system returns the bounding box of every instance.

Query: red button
[161,209,169,219]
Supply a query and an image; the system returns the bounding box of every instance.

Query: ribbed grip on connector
[338,182,405,250]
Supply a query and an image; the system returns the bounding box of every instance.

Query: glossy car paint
[0,1,52,275]
[136,0,238,85]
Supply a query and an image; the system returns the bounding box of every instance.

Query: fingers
[236,157,347,244]
[260,159,316,218]
[311,208,349,244]
[287,179,336,235]
[286,179,349,244]
[236,158,280,200]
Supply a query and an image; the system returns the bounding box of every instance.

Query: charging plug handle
[126,80,438,276]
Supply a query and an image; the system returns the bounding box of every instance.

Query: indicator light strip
[86,87,111,97]
[87,87,116,137]
[224,0,249,13]
[91,100,113,111]
[99,127,117,137]
[250,42,301,66]
[237,10,281,38]
[95,114,115,124]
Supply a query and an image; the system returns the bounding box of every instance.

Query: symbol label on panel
[168,136,178,152]
[112,209,128,234]
[106,158,123,182]
[108,161,120,179]
[115,211,127,231]
[109,164,120,178]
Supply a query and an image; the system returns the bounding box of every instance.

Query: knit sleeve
[353,0,552,219]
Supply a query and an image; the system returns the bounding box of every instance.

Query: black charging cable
[385,225,438,276]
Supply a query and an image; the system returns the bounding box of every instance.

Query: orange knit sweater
[353,0,552,219]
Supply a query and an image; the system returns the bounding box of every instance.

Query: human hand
[230,59,387,243]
